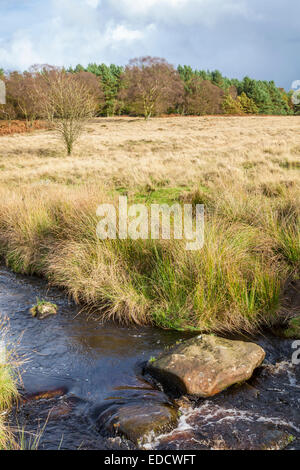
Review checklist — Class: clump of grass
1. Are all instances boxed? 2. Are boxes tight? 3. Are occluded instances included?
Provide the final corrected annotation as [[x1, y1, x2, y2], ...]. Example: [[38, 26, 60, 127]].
[[0, 364, 18, 412], [0, 179, 298, 333], [0, 321, 19, 450]]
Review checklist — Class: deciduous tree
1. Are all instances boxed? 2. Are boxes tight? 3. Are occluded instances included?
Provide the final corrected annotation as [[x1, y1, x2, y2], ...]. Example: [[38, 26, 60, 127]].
[[185, 78, 225, 115], [37, 68, 98, 155], [120, 57, 184, 119]]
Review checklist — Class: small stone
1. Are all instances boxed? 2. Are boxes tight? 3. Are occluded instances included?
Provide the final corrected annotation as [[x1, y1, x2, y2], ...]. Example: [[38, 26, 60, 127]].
[[30, 300, 58, 319]]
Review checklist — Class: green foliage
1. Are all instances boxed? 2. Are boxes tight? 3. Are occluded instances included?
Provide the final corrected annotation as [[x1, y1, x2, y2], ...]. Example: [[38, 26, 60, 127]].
[[222, 94, 243, 115], [90, 64, 123, 116], [282, 317, 300, 339], [178, 66, 293, 116], [238, 92, 259, 114], [68, 63, 123, 116], [0, 60, 296, 120]]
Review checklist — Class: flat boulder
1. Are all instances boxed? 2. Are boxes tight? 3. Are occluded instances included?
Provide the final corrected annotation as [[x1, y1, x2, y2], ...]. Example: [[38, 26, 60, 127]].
[[146, 335, 265, 398]]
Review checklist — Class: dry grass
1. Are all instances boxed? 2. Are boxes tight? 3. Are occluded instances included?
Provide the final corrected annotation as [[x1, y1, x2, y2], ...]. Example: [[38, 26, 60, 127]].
[[0, 116, 299, 332], [0, 115, 299, 188]]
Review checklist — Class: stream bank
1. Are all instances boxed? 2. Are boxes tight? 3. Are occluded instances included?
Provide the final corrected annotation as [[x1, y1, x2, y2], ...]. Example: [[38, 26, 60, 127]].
[[0, 267, 299, 450]]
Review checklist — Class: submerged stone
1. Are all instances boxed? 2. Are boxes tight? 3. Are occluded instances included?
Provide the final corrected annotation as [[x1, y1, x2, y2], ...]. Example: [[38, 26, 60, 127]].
[[96, 399, 178, 444], [156, 403, 295, 451], [22, 386, 68, 402], [30, 300, 58, 319], [146, 335, 265, 398]]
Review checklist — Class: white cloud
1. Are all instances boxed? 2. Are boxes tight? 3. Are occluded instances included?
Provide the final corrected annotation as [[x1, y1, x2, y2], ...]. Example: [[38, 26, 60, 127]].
[[107, 25, 144, 42], [0, 0, 253, 72], [0, 0, 299, 88], [86, 0, 101, 7], [0, 34, 43, 70], [108, 0, 250, 26], [0, 0, 150, 70]]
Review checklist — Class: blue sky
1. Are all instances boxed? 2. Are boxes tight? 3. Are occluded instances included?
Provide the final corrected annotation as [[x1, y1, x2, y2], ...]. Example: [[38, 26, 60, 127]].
[[0, 0, 299, 89]]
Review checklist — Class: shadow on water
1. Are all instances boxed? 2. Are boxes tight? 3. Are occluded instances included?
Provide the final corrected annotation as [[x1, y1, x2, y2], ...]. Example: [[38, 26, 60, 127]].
[[0, 266, 299, 450]]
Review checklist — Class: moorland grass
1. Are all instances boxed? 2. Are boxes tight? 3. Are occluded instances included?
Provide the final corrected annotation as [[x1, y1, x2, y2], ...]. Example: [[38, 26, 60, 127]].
[[0, 116, 299, 333]]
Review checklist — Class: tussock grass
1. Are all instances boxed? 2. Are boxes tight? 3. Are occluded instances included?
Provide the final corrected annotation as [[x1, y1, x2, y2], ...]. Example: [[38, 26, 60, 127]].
[[0, 322, 19, 450], [0, 116, 299, 333]]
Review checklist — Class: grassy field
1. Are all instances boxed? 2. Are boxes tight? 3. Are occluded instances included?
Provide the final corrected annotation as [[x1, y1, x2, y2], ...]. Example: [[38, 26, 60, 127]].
[[0, 116, 299, 332]]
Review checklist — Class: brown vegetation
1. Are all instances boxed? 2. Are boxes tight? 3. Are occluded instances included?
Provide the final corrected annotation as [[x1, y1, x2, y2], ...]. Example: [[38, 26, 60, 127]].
[[0, 120, 47, 136], [120, 57, 184, 119]]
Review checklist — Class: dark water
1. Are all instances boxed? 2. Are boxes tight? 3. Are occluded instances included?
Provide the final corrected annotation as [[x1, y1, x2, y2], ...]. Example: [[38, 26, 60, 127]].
[[0, 267, 299, 450]]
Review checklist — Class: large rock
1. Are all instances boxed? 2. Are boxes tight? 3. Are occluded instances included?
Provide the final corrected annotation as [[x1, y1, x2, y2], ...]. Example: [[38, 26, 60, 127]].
[[146, 335, 265, 398]]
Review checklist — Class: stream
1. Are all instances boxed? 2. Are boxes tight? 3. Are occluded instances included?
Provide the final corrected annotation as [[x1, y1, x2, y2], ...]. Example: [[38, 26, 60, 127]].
[[0, 266, 299, 450]]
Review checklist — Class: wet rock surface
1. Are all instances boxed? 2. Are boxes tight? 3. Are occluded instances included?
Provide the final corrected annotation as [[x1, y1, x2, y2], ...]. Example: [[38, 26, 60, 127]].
[[95, 391, 178, 444], [146, 335, 266, 398], [21, 386, 68, 403], [150, 338, 300, 450]]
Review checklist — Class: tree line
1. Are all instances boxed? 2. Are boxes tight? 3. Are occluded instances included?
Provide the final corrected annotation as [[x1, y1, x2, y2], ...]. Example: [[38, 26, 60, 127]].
[[0, 57, 298, 124]]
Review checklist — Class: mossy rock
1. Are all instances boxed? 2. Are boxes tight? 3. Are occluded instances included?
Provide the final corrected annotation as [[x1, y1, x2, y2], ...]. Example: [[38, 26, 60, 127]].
[[30, 301, 58, 319], [282, 317, 300, 339]]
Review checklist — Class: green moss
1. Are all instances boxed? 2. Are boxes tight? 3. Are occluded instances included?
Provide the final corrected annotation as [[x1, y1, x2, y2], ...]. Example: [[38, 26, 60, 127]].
[[282, 317, 300, 339], [30, 298, 58, 319], [133, 186, 189, 205]]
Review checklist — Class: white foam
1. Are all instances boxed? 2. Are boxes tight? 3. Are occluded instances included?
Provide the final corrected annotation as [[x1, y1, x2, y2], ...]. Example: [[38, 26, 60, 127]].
[[143, 401, 300, 449]]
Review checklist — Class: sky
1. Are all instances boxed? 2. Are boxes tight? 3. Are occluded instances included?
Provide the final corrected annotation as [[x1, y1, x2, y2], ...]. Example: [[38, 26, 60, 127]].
[[0, 0, 299, 90]]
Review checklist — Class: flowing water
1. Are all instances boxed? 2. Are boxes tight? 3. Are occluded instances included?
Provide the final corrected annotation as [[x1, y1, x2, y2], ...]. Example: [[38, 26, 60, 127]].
[[0, 267, 299, 450]]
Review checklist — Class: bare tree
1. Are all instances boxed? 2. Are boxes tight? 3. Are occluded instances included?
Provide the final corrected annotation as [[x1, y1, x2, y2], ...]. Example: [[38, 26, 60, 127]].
[[120, 57, 184, 119], [37, 68, 98, 155]]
